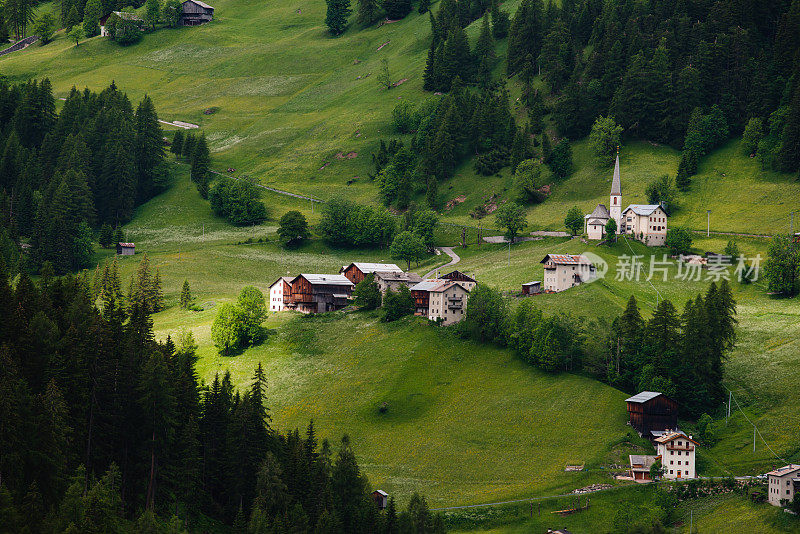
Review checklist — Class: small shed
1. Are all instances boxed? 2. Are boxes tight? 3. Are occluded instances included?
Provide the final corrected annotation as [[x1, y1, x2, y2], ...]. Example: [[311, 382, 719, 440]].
[[522, 281, 541, 295], [117, 242, 135, 255], [371, 490, 388, 509], [180, 0, 214, 25]]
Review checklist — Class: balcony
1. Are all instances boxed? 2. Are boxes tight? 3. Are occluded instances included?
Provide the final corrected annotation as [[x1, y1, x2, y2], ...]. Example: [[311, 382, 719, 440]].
[[665, 444, 694, 452]]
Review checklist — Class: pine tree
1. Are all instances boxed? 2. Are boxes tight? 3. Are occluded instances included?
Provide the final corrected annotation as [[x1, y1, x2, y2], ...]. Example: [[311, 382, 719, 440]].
[[382, 0, 412, 20], [180, 280, 192, 309], [135, 95, 165, 202], [356, 0, 381, 26], [418, 0, 430, 14], [325, 0, 352, 35], [170, 130, 184, 157], [99, 223, 113, 248], [778, 85, 800, 172], [181, 132, 196, 160], [491, 0, 509, 39], [150, 268, 164, 312], [112, 226, 124, 245], [190, 134, 211, 198], [474, 12, 495, 85]]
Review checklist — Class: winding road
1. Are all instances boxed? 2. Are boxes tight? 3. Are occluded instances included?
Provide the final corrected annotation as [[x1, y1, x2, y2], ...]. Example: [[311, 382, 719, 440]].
[[424, 247, 460, 278]]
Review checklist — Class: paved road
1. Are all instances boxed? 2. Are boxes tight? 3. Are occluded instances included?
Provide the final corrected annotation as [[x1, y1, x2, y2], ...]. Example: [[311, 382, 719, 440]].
[[424, 247, 460, 278], [482, 235, 544, 244]]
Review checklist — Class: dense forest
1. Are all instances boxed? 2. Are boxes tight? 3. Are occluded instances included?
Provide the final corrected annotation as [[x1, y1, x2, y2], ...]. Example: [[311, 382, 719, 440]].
[[0, 264, 446, 533], [460, 280, 738, 418], [0, 79, 168, 274], [370, 0, 800, 209]]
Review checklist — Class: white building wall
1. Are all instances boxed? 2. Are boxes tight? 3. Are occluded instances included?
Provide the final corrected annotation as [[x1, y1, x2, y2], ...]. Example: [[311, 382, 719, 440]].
[[657, 438, 696, 479], [269, 283, 285, 311]]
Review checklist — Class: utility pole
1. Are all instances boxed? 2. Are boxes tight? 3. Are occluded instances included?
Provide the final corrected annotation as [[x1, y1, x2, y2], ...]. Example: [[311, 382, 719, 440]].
[[791, 211, 794, 235], [726, 391, 731, 424], [754, 426, 757, 453], [508, 240, 511, 267], [707, 210, 711, 237]]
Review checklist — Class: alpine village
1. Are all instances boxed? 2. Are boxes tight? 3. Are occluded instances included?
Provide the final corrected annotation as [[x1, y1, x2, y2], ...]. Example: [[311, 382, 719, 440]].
[[1, 0, 800, 532]]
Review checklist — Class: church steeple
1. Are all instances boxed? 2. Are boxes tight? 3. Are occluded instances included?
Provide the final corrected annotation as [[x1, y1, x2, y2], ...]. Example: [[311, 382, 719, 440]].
[[609, 148, 622, 229]]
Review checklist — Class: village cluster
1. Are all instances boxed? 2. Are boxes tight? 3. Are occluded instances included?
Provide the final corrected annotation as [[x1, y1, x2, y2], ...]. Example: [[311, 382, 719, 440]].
[[269, 263, 477, 326]]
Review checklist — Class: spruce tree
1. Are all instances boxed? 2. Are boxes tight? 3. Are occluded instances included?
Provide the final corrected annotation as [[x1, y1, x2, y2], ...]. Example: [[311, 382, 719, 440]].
[[325, 0, 352, 35], [135, 95, 165, 202], [190, 134, 211, 199], [418, 0, 429, 14], [356, 0, 381, 26], [778, 85, 800, 172], [474, 12, 495, 85], [171, 130, 184, 157], [181, 132, 196, 160], [180, 280, 192, 309], [491, 0, 509, 39], [99, 223, 113, 248], [82, 0, 101, 37], [150, 268, 164, 312]]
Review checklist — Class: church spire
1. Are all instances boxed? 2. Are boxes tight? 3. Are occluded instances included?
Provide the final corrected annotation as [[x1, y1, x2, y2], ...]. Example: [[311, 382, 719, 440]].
[[610, 149, 621, 196]]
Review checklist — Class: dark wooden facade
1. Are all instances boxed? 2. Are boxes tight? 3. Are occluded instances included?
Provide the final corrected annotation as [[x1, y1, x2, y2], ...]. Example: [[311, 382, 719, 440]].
[[342, 264, 366, 285], [411, 289, 429, 315], [442, 270, 476, 284], [288, 275, 352, 314], [626, 393, 678, 438], [180, 0, 214, 25]]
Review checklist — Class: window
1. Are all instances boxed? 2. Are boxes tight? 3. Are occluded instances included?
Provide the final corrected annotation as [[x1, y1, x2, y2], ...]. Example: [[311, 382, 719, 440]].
[[670, 470, 673, 474]]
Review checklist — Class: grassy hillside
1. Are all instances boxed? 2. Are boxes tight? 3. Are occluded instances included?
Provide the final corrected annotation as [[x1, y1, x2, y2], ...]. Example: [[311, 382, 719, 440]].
[[3, 0, 799, 235]]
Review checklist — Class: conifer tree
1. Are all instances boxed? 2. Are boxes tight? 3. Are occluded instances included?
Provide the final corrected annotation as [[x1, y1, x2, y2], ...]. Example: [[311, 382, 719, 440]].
[[356, 0, 382, 26], [171, 130, 184, 157], [490, 0, 509, 39], [134, 95, 166, 202], [82, 0, 101, 37], [474, 12, 495, 85], [180, 280, 192, 309], [99, 223, 113, 248], [190, 134, 211, 199], [418, 0, 429, 14], [150, 268, 164, 312], [778, 85, 800, 172], [181, 133, 196, 160], [325, 0, 352, 35]]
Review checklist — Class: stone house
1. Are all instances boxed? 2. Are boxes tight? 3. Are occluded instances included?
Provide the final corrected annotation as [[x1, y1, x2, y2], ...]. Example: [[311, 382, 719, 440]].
[[540, 254, 596, 292]]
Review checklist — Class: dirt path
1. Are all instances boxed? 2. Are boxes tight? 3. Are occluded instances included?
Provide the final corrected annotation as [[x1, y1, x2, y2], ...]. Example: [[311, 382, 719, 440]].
[[482, 236, 544, 244], [424, 247, 459, 278]]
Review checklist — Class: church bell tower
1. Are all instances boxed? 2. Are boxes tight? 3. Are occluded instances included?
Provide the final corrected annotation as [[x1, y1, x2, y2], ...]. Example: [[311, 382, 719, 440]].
[[609, 150, 622, 230]]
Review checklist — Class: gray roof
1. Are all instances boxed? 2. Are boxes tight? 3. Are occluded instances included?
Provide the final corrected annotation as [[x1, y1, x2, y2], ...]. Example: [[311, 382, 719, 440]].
[[112, 10, 143, 20], [344, 262, 403, 274], [629, 454, 658, 471], [623, 204, 664, 216], [298, 274, 354, 286], [522, 281, 541, 286], [410, 279, 444, 291], [374, 271, 423, 283], [184, 0, 214, 8], [269, 276, 293, 288], [611, 154, 621, 196], [625, 391, 663, 403], [585, 203, 610, 220], [587, 218, 607, 226]]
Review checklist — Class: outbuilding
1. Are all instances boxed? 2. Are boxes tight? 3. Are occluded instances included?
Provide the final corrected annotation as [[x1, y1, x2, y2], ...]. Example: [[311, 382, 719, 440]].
[[340, 262, 403, 285], [116, 242, 135, 255], [180, 0, 214, 25], [287, 274, 354, 314], [371, 490, 388, 509], [522, 281, 541, 295], [625, 391, 678, 439]]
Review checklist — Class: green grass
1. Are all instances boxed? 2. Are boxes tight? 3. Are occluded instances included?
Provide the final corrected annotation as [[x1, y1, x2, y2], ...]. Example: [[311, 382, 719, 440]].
[[4, 0, 798, 236], [675, 494, 800, 534]]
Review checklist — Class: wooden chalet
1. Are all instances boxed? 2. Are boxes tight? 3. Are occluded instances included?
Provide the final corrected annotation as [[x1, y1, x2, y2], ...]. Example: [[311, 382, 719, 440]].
[[625, 391, 678, 439], [340, 262, 403, 285], [410, 279, 438, 316], [287, 274, 353, 314], [440, 270, 477, 289], [180, 0, 214, 25], [116, 242, 135, 255]]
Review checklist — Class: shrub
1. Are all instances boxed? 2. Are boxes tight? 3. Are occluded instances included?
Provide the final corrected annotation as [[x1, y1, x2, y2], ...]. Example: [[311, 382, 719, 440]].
[[353, 273, 382, 310], [665, 227, 693, 255], [209, 177, 268, 226], [382, 286, 414, 322], [278, 210, 310, 246]]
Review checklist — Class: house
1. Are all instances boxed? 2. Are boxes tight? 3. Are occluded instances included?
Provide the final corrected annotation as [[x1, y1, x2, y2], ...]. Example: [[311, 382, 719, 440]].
[[629, 454, 659, 482], [767, 464, 800, 507], [540, 254, 596, 293], [410, 279, 471, 325], [100, 11, 143, 36], [440, 270, 477, 290], [180, 0, 214, 25], [371, 490, 388, 510], [522, 281, 541, 295], [116, 242, 135, 255], [268, 276, 293, 312], [621, 204, 669, 247], [341, 262, 403, 285], [584, 153, 668, 246], [373, 271, 423, 294], [286, 274, 354, 314], [625, 391, 678, 439], [655, 431, 697, 480]]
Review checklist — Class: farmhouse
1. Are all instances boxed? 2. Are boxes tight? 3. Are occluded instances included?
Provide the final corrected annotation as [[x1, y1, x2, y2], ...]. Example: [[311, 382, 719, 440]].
[[629, 454, 659, 482], [440, 270, 477, 290], [373, 271, 423, 294], [116, 242, 135, 255], [341, 262, 403, 285], [584, 153, 668, 246], [656, 431, 697, 479], [767, 464, 800, 507], [268, 276, 293, 312], [286, 274, 353, 314], [410, 279, 471, 325], [180, 0, 214, 25], [625, 391, 678, 439], [540, 254, 596, 293]]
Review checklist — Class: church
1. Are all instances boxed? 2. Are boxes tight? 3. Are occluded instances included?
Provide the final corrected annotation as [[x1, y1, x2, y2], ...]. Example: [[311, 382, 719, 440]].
[[584, 153, 668, 247]]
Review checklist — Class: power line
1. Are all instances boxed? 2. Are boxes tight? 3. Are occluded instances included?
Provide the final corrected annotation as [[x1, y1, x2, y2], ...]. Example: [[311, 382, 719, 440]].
[[724, 387, 786, 463]]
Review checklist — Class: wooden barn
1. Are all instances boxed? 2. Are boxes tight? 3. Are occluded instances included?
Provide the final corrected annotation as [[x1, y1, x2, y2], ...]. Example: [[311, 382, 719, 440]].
[[522, 281, 541, 295], [180, 0, 214, 25], [116, 242, 135, 255], [340, 262, 403, 285], [371, 490, 388, 510], [286, 274, 353, 314], [440, 270, 477, 290], [625, 391, 678, 439]]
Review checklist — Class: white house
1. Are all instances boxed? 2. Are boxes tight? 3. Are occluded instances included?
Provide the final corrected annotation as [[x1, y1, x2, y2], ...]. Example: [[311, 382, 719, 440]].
[[655, 431, 697, 480], [767, 464, 800, 507], [584, 153, 668, 246], [540, 254, 596, 293], [268, 276, 293, 312], [410, 279, 471, 326]]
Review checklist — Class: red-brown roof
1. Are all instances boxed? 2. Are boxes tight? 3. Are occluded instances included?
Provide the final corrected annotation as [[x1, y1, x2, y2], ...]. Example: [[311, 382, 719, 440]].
[[540, 254, 587, 265]]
